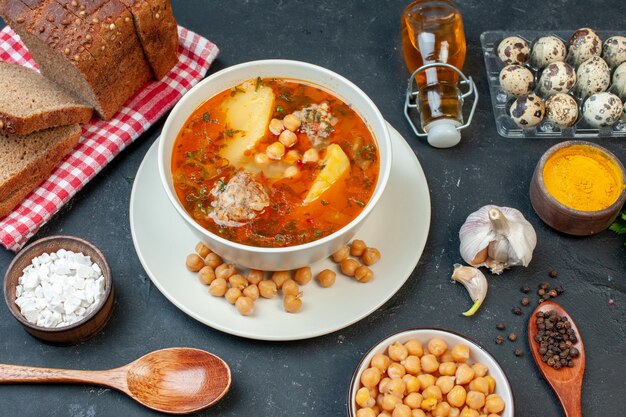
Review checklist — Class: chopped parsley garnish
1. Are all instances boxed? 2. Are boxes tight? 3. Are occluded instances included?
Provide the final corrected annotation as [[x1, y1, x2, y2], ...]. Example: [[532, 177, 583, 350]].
[[202, 112, 210, 122], [314, 229, 323, 237], [320, 200, 329, 206], [255, 77, 265, 91], [355, 199, 365, 207], [216, 178, 227, 192], [224, 129, 242, 137], [276, 104, 285, 113], [279, 92, 293, 102], [230, 87, 245, 96]]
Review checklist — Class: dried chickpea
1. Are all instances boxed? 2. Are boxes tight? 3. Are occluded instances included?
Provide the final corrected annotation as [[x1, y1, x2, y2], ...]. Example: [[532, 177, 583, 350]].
[[469, 377, 489, 395], [215, 263, 236, 280], [386, 377, 406, 397], [447, 385, 467, 408], [371, 353, 391, 372], [362, 247, 381, 266], [389, 341, 409, 362], [404, 392, 423, 409], [412, 410, 427, 417], [340, 258, 360, 276], [255, 152, 270, 165], [404, 340, 423, 357], [465, 391, 485, 410], [422, 385, 443, 401], [185, 254, 204, 272], [376, 393, 385, 409], [484, 376, 496, 394], [283, 113, 302, 131], [420, 397, 437, 411], [195, 241, 211, 257], [439, 362, 457, 376], [246, 269, 264, 285], [271, 271, 290, 288], [433, 401, 451, 417], [294, 267, 312, 285], [302, 148, 319, 163], [269, 118, 284, 135], [471, 363, 488, 378], [355, 265, 374, 283], [378, 410, 390, 417], [484, 394, 505, 413], [278, 130, 297, 148], [228, 274, 248, 290], [284, 149, 301, 164], [208, 278, 227, 297], [455, 364, 475, 385], [402, 374, 420, 394], [332, 245, 350, 263], [243, 284, 259, 300], [361, 367, 382, 388], [356, 408, 376, 417], [204, 252, 223, 269], [392, 404, 412, 417], [436, 376, 456, 395], [351, 239, 367, 257], [235, 296, 254, 316], [378, 377, 391, 394], [258, 280, 278, 298], [487, 414, 500, 417], [420, 354, 439, 373], [448, 408, 461, 417], [416, 373, 435, 389], [440, 351, 455, 363], [459, 408, 479, 417], [224, 287, 242, 304], [402, 355, 421, 375], [451, 344, 470, 363], [317, 269, 336, 287], [381, 394, 402, 412], [282, 279, 299, 296], [428, 338, 448, 357], [197, 266, 215, 285], [283, 292, 303, 313], [387, 363, 406, 379]]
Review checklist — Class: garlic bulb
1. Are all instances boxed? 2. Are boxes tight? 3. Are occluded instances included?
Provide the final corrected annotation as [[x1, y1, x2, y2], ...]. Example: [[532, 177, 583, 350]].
[[459, 205, 537, 274], [452, 264, 488, 316]]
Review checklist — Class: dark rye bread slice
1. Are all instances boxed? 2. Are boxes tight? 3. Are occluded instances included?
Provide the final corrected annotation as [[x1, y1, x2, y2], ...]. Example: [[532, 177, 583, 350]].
[[0, 62, 93, 135], [0, 124, 81, 218]]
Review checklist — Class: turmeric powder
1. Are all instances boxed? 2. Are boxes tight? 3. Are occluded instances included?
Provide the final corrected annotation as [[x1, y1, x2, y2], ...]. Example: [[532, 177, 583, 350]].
[[543, 145, 624, 212]]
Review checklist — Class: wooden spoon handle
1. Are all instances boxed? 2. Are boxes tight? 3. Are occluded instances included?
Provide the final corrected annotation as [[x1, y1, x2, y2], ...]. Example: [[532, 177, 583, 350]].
[[0, 364, 123, 388], [560, 388, 583, 417]]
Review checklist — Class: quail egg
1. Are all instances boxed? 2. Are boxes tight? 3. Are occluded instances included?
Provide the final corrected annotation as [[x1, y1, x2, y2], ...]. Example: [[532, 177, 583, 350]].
[[602, 36, 626, 69], [575, 56, 610, 98], [530, 36, 567, 68], [545, 93, 579, 128], [499, 65, 534, 96], [582, 92, 623, 127], [613, 63, 626, 100], [497, 36, 530, 65], [566, 28, 601, 68], [538, 62, 576, 97], [510, 93, 545, 128]]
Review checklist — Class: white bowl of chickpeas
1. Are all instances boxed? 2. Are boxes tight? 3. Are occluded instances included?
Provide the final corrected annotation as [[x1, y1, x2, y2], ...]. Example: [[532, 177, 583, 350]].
[[349, 328, 514, 417]]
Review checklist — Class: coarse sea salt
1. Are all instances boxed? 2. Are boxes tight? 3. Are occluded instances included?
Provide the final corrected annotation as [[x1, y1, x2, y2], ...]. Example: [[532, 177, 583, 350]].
[[15, 250, 106, 328]]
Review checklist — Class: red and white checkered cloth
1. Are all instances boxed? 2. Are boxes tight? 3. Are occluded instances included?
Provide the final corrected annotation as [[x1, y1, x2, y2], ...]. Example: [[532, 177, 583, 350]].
[[0, 26, 219, 252]]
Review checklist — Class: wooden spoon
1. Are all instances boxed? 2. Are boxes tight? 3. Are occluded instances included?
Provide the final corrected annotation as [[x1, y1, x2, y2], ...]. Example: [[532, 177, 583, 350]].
[[0, 347, 231, 415], [528, 301, 585, 417]]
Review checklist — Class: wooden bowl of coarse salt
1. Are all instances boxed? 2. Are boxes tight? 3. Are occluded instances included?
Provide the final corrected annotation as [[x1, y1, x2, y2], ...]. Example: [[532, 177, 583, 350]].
[[530, 140, 626, 236], [3, 235, 114, 345]]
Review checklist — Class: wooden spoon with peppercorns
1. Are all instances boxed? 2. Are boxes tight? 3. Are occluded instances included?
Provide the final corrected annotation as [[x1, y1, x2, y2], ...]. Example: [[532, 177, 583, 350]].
[[528, 301, 585, 417]]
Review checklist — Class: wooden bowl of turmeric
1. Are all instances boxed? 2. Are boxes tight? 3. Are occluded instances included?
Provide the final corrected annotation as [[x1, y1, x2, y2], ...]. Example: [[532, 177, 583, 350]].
[[530, 140, 626, 236]]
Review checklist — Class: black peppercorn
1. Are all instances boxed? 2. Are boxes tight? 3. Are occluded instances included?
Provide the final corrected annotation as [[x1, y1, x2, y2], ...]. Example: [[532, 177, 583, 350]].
[[496, 322, 506, 331], [514, 348, 524, 357], [549, 270, 558, 278], [548, 289, 558, 298], [521, 297, 530, 306], [538, 288, 546, 296], [508, 332, 517, 342], [533, 310, 580, 370], [495, 336, 505, 345], [512, 307, 523, 316], [521, 285, 531, 294]]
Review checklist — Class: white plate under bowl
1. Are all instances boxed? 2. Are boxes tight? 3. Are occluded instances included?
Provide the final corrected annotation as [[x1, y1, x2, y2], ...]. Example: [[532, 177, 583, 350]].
[[348, 328, 515, 417], [129, 123, 430, 341]]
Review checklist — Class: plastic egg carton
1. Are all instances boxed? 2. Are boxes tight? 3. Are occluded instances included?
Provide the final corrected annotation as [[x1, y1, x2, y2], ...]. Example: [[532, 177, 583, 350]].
[[481, 30, 626, 138]]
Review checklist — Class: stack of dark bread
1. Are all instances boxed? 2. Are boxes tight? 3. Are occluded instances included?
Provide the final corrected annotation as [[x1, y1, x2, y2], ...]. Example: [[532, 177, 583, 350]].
[[0, 0, 178, 217]]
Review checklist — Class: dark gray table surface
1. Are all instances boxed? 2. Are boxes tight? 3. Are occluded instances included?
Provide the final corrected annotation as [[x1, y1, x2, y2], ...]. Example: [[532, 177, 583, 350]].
[[1, 1, 625, 416]]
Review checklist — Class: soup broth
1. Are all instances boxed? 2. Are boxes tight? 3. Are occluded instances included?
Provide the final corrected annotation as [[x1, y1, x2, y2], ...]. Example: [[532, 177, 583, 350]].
[[172, 77, 379, 247]]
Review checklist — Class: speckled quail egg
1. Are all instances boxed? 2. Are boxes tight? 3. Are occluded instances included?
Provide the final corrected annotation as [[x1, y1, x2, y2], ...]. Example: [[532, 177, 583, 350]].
[[497, 36, 530, 65], [575, 56, 610, 98], [612, 62, 626, 100], [530, 36, 567, 68], [499, 65, 534, 96], [510, 93, 545, 128], [538, 62, 576, 97], [566, 28, 601, 68], [545, 93, 579, 128], [582, 92, 623, 127], [602, 36, 626, 69]]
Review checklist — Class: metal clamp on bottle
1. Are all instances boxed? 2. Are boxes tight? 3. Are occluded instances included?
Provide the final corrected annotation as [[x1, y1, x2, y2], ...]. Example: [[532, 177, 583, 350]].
[[404, 63, 478, 148]]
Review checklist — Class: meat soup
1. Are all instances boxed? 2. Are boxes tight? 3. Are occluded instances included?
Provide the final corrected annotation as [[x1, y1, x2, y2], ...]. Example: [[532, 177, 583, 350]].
[[172, 78, 379, 248]]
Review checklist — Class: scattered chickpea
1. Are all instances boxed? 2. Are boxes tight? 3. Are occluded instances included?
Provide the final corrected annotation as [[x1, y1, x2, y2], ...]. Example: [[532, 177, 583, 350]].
[[317, 269, 336, 288], [412, 410, 427, 417], [446, 385, 467, 408], [243, 284, 259, 300], [484, 394, 505, 413], [283, 292, 302, 313], [381, 394, 402, 412], [254, 152, 270, 165], [404, 392, 423, 409], [271, 271, 290, 288], [269, 118, 284, 135], [355, 265, 374, 283], [204, 252, 223, 269], [283, 113, 301, 131], [416, 373, 435, 389], [451, 343, 470, 363], [279, 130, 297, 148], [356, 408, 376, 417], [332, 245, 350, 263], [402, 355, 421, 375], [439, 361, 457, 376], [455, 364, 475, 385], [195, 241, 211, 258], [422, 385, 443, 401], [392, 404, 412, 417], [258, 280, 278, 298], [432, 401, 451, 417], [208, 278, 227, 297], [371, 353, 391, 372], [404, 339, 423, 357], [302, 148, 319, 163], [420, 397, 437, 411], [350, 239, 367, 257], [361, 247, 381, 266], [470, 362, 488, 378], [215, 263, 236, 280], [469, 377, 489, 395], [448, 407, 461, 417], [361, 367, 382, 388], [420, 354, 439, 373], [459, 408, 479, 417], [386, 377, 405, 397], [266, 141, 285, 160], [436, 376, 456, 395], [389, 341, 409, 362], [185, 254, 204, 272], [465, 391, 485, 410], [294, 267, 312, 285], [402, 374, 420, 394], [282, 279, 300, 296], [246, 269, 264, 285], [387, 362, 406, 379], [197, 266, 216, 285], [356, 387, 375, 408], [378, 377, 391, 394], [484, 375, 496, 394], [224, 287, 242, 304], [440, 351, 455, 363], [235, 296, 254, 316], [228, 274, 248, 289], [428, 338, 448, 357], [340, 258, 360, 276]]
